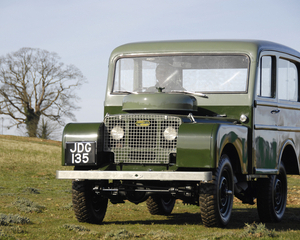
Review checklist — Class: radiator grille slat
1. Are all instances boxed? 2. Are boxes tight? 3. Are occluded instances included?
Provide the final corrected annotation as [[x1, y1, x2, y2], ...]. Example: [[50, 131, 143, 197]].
[[104, 114, 182, 164]]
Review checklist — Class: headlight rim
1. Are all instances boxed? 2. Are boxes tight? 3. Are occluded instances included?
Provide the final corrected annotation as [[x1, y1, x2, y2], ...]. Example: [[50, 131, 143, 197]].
[[111, 125, 124, 140], [163, 126, 177, 141]]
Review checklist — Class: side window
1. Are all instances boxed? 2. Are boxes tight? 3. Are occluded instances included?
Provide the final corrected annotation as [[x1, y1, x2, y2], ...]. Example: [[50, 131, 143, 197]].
[[278, 58, 298, 101], [258, 56, 275, 98]]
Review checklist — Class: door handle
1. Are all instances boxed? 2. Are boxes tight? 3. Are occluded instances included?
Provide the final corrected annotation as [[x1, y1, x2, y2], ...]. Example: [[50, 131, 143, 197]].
[[271, 109, 280, 114]]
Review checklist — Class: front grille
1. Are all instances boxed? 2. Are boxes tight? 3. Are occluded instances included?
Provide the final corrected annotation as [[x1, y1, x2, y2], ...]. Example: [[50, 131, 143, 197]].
[[104, 114, 182, 164], [128, 120, 157, 148]]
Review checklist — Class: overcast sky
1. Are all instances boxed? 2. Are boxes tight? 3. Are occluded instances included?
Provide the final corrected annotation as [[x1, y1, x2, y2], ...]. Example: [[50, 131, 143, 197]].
[[1, 0, 300, 137]]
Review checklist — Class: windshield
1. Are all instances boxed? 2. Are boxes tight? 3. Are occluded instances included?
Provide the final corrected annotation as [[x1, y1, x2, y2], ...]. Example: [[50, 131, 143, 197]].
[[113, 55, 249, 94]]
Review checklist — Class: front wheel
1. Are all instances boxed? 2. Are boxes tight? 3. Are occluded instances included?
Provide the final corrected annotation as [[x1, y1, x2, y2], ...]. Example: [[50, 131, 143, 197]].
[[72, 180, 108, 224], [146, 195, 176, 215], [257, 162, 287, 222], [200, 154, 234, 227]]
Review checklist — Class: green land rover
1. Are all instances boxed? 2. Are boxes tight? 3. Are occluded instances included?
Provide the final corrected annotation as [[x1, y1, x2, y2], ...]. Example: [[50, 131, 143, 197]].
[[57, 40, 300, 227]]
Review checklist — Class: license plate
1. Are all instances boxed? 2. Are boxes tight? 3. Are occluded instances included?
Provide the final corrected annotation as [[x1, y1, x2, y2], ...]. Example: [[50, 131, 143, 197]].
[[65, 142, 96, 165]]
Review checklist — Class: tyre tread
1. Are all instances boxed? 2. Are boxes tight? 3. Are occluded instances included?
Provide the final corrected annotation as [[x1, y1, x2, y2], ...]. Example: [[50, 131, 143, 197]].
[[146, 196, 175, 215], [200, 155, 233, 227], [257, 162, 287, 223], [200, 178, 218, 227], [72, 180, 90, 222], [72, 180, 107, 224]]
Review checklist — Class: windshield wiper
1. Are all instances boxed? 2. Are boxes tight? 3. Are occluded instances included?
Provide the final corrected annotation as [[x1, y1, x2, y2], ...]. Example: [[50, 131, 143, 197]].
[[171, 90, 208, 98], [114, 90, 138, 94]]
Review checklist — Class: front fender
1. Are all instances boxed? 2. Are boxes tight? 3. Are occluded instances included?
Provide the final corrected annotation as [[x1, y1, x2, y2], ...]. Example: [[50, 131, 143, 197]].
[[176, 123, 248, 172], [177, 123, 218, 168], [61, 122, 104, 166]]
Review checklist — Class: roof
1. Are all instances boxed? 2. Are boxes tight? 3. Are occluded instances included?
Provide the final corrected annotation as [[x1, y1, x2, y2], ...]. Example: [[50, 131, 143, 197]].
[[110, 40, 300, 61]]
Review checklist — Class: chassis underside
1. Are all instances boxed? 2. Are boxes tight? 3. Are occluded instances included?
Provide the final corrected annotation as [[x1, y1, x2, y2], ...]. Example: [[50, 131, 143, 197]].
[[91, 180, 200, 205]]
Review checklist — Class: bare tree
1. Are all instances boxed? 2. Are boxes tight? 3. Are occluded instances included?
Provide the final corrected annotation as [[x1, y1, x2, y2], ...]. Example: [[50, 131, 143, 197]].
[[37, 117, 62, 140], [0, 47, 86, 137]]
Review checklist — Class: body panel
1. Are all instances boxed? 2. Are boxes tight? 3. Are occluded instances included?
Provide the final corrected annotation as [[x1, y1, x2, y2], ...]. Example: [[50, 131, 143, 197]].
[[122, 93, 197, 112], [176, 123, 217, 168], [217, 125, 248, 174], [253, 51, 300, 173], [61, 122, 103, 166]]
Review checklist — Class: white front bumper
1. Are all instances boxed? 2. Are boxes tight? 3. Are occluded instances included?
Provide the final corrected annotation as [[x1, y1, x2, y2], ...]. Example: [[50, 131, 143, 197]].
[[56, 170, 212, 181]]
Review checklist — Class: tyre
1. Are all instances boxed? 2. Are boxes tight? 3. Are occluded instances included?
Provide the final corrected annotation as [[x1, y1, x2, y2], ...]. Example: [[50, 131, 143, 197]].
[[200, 154, 234, 227], [257, 162, 287, 222], [146, 195, 176, 215], [72, 180, 108, 224]]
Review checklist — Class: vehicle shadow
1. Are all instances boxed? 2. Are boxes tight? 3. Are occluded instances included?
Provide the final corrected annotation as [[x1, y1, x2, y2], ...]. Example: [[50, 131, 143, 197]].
[[105, 212, 202, 226], [104, 207, 300, 230], [219, 206, 300, 230]]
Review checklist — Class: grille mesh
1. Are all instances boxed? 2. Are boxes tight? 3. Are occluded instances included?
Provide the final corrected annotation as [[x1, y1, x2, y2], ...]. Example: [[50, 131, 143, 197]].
[[104, 114, 182, 164]]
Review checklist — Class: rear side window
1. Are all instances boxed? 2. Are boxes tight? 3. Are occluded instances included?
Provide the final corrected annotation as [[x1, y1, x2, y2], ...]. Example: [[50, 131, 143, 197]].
[[278, 58, 298, 101], [258, 56, 276, 98]]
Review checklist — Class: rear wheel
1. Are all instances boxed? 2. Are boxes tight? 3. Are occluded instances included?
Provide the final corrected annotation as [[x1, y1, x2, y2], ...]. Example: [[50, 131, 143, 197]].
[[200, 154, 234, 227], [146, 195, 175, 215], [257, 162, 287, 222], [72, 180, 108, 224]]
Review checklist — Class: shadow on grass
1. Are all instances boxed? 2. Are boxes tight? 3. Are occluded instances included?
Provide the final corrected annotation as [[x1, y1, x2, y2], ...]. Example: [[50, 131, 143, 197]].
[[104, 212, 202, 226], [103, 207, 300, 230], [230, 207, 300, 231]]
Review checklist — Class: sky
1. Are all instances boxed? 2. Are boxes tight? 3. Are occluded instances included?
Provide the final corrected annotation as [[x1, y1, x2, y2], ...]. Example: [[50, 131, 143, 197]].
[[0, 0, 300, 138]]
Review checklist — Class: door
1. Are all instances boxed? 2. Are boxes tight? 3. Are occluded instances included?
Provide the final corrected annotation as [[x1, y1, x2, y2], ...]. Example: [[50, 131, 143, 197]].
[[254, 55, 278, 170]]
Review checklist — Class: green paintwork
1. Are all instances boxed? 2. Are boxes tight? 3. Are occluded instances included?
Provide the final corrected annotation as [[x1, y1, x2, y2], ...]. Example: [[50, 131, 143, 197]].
[[177, 123, 217, 168], [104, 106, 123, 116], [117, 164, 175, 171], [105, 105, 252, 127], [255, 135, 277, 169], [122, 93, 197, 112], [109, 40, 299, 60], [216, 125, 248, 174], [61, 122, 103, 166], [197, 106, 252, 126], [176, 122, 248, 172]]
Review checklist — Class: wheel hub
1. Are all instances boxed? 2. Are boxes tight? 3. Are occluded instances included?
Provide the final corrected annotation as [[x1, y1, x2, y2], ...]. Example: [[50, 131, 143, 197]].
[[274, 178, 283, 213], [219, 175, 232, 215]]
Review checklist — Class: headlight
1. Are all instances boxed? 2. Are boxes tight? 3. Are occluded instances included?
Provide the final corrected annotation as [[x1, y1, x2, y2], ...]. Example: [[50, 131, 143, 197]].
[[163, 127, 177, 141], [111, 126, 124, 140]]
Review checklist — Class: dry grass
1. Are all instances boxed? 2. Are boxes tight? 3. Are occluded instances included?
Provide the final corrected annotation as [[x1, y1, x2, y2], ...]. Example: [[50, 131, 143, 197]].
[[12, 197, 46, 213]]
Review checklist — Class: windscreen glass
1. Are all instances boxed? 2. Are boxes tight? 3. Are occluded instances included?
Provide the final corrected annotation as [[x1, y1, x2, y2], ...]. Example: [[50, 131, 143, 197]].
[[113, 55, 249, 93]]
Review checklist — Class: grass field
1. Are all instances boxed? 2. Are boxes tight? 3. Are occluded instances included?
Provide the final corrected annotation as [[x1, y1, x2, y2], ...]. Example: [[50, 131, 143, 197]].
[[1, 134, 300, 239]]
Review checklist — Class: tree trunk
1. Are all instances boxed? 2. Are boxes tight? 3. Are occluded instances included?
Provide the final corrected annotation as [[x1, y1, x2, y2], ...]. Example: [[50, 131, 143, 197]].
[[40, 118, 49, 139], [25, 109, 41, 137]]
